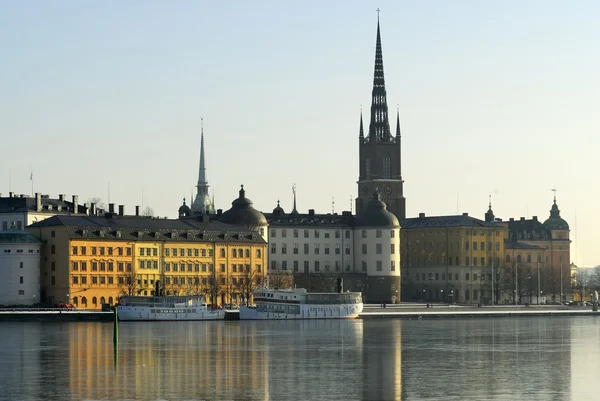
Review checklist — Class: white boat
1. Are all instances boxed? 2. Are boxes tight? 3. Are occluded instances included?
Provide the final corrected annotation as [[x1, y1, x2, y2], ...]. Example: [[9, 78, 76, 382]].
[[117, 295, 225, 321], [239, 288, 363, 320]]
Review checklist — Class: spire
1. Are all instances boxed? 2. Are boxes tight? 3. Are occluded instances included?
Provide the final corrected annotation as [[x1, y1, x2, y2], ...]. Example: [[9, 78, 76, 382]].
[[359, 109, 364, 138], [191, 118, 215, 214], [395, 107, 401, 137], [550, 186, 561, 218], [367, 12, 392, 143], [198, 118, 207, 187]]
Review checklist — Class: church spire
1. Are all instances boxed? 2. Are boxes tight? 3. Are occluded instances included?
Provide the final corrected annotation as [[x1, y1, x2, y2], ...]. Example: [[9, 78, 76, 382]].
[[367, 13, 392, 143], [359, 109, 364, 138], [191, 118, 215, 214], [485, 193, 495, 222], [395, 107, 401, 137], [291, 183, 298, 215]]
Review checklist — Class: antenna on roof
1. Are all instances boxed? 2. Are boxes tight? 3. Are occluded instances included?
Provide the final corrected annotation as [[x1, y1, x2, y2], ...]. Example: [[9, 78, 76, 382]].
[[108, 183, 111, 204], [332, 197, 335, 214], [349, 195, 353, 214]]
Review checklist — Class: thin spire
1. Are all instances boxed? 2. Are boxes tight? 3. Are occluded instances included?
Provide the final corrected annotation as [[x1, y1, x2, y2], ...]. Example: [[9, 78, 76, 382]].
[[367, 13, 392, 142], [395, 107, 401, 137], [359, 109, 364, 137], [552, 185, 557, 204], [488, 193, 492, 209], [198, 118, 207, 186]]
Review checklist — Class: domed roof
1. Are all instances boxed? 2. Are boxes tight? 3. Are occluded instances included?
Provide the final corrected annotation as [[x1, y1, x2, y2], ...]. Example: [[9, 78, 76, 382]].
[[543, 200, 569, 230], [272, 200, 285, 216], [355, 190, 399, 227], [178, 198, 191, 217], [219, 185, 268, 226]]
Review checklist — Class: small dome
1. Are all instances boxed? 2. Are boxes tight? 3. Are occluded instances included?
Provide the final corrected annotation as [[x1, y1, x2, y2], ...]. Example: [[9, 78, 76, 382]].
[[355, 189, 399, 227], [178, 198, 191, 217], [543, 200, 569, 230], [219, 185, 268, 226], [272, 200, 285, 216]]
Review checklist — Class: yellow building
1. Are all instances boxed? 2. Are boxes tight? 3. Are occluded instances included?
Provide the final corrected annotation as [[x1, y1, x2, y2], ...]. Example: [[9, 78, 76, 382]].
[[400, 212, 507, 305], [27, 213, 267, 309]]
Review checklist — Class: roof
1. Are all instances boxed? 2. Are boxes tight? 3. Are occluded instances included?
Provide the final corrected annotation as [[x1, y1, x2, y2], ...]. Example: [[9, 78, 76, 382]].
[[504, 217, 551, 241], [27, 215, 266, 244], [265, 212, 353, 227], [0, 229, 42, 244], [504, 241, 546, 250], [400, 214, 501, 229], [0, 195, 88, 215], [355, 191, 399, 227], [218, 186, 267, 226]]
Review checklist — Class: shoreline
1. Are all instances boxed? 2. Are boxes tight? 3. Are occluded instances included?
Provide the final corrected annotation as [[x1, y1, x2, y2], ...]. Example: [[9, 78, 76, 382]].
[[1, 304, 598, 322]]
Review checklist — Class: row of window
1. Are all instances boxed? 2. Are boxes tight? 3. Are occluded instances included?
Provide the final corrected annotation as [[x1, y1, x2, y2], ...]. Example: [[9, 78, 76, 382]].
[[2, 249, 37, 253], [270, 243, 353, 255], [71, 296, 114, 307], [72, 246, 132, 256], [409, 272, 493, 282], [269, 260, 396, 273], [465, 242, 501, 251], [1, 221, 23, 230], [270, 229, 396, 239], [163, 263, 259, 273], [406, 257, 501, 267], [72, 261, 133, 272], [506, 254, 562, 264], [409, 241, 501, 252], [162, 276, 252, 286]]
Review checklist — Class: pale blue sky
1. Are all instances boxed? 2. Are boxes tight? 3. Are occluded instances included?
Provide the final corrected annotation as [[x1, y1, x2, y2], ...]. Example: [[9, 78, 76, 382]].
[[1, 1, 599, 265]]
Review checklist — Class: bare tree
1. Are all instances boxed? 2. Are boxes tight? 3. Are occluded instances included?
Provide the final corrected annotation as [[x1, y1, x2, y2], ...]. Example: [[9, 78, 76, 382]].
[[236, 267, 263, 306], [142, 206, 154, 217], [87, 197, 106, 210], [268, 271, 294, 289], [573, 268, 593, 301], [119, 269, 139, 296]]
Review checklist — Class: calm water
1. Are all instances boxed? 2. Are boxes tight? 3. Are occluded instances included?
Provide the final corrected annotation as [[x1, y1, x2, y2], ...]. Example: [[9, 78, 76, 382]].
[[0, 317, 598, 401]]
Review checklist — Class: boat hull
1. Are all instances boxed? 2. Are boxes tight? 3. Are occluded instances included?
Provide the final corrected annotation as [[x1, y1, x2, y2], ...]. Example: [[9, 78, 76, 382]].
[[117, 306, 225, 321], [239, 303, 363, 320]]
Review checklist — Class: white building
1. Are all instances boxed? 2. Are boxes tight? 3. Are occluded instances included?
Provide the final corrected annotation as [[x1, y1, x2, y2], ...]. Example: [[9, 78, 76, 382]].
[[0, 192, 88, 231], [264, 190, 401, 303], [0, 229, 41, 306]]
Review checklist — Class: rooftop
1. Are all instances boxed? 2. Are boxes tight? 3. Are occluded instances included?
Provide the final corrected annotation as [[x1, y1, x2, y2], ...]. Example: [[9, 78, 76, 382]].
[[400, 213, 502, 229]]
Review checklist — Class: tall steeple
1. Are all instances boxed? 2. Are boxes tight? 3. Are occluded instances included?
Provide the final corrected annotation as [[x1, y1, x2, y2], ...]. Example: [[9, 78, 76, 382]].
[[367, 14, 393, 143], [356, 12, 406, 221], [191, 118, 215, 214], [485, 194, 495, 223], [291, 183, 298, 215]]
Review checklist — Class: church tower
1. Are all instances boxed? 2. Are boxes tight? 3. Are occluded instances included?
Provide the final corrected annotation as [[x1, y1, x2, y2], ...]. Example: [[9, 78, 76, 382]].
[[191, 119, 215, 214], [356, 16, 406, 220]]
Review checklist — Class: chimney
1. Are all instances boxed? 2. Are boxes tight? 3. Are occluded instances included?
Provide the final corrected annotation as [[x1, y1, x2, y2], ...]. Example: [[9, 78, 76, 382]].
[[90, 202, 97, 216], [202, 214, 210, 223], [9, 191, 14, 198], [35, 192, 42, 212], [217, 209, 223, 217], [108, 203, 115, 213], [532, 216, 538, 221], [520, 217, 525, 221], [509, 218, 514, 222], [135, 206, 140, 216], [419, 213, 425, 218], [72, 195, 78, 214], [462, 212, 468, 216], [309, 209, 315, 216], [59, 194, 65, 202], [118, 205, 124, 216]]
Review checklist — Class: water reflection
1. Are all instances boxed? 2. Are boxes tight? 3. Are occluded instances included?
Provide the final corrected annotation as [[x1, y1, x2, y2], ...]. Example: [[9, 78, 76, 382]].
[[0, 317, 599, 400]]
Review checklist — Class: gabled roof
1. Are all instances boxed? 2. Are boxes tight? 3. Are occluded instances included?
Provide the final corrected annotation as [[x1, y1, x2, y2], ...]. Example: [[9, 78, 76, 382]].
[[28, 215, 266, 244], [504, 241, 545, 250], [400, 214, 501, 229]]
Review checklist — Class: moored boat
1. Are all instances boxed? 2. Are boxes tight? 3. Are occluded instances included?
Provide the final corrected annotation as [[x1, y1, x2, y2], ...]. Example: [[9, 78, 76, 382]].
[[239, 288, 363, 320], [117, 295, 225, 321]]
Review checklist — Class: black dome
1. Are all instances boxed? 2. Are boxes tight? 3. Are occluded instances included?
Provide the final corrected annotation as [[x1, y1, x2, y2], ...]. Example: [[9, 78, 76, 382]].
[[543, 200, 569, 230], [219, 185, 268, 226], [355, 190, 399, 227], [272, 200, 285, 216], [178, 198, 191, 217]]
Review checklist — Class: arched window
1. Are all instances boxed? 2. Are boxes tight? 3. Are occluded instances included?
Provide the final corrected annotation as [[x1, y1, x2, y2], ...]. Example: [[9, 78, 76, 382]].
[[465, 289, 470, 301], [232, 249, 237, 258], [100, 296, 106, 305], [238, 249, 243, 258], [365, 157, 371, 178], [517, 255, 522, 263], [92, 297, 97, 306], [382, 153, 391, 179], [73, 297, 78, 305], [256, 249, 262, 258], [220, 248, 225, 257], [245, 249, 250, 258], [82, 297, 87, 307], [108, 297, 113, 305]]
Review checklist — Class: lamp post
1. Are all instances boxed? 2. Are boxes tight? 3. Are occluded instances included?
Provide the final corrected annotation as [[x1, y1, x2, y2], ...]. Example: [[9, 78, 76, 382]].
[[429, 275, 433, 302], [441, 289, 444, 304], [422, 289, 425, 302], [537, 262, 541, 305], [515, 261, 518, 306], [560, 261, 563, 303]]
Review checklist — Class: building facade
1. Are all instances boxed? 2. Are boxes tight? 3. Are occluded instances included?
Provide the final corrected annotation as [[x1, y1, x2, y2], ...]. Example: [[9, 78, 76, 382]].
[[400, 213, 506, 305], [0, 229, 41, 305], [27, 213, 267, 310]]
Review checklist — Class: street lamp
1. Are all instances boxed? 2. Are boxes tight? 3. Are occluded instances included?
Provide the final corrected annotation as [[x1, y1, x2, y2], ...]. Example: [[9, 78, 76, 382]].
[[422, 289, 425, 302], [441, 289, 444, 304]]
